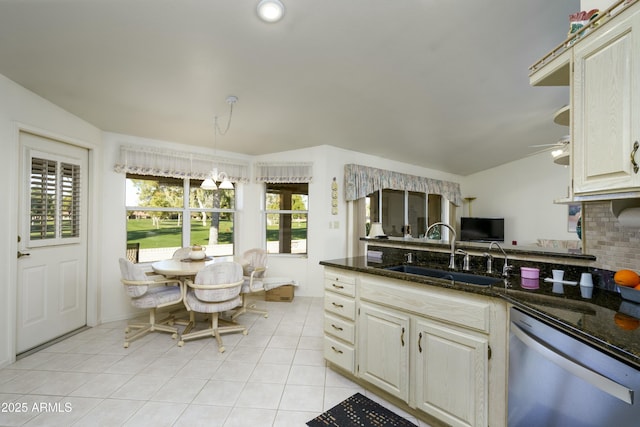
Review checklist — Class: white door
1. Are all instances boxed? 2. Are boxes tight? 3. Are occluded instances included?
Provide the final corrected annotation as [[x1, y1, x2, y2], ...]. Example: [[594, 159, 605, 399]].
[[16, 132, 88, 354]]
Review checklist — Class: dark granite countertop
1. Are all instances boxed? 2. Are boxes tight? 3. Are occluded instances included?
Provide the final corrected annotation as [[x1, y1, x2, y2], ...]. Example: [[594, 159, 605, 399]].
[[320, 256, 640, 369], [361, 237, 596, 261]]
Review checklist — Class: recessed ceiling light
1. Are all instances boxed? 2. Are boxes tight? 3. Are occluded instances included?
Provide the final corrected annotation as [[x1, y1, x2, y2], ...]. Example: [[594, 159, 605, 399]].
[[257, 0, 285, 23]]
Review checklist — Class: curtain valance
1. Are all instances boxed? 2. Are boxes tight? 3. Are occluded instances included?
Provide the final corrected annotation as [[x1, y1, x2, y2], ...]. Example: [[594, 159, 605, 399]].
[[344, 164, 462, 206], [255, 162, 313, 183], [113, 145, 250, 183]]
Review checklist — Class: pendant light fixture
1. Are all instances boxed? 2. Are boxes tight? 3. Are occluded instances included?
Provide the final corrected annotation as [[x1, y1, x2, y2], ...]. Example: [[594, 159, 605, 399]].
[[201, 96, 238, 190], [257, 0, 285, 23]]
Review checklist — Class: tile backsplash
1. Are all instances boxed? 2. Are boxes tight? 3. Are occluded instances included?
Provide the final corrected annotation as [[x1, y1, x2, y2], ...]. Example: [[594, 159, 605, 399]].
[[584, 201, 640, 272]]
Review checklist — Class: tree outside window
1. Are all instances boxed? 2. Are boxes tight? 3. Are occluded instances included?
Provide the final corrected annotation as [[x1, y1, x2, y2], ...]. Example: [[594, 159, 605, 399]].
[[126, 174, 235, 262]]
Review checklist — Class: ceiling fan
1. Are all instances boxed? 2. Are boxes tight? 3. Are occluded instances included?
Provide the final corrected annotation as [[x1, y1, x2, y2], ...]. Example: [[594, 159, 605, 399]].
[[529, 135, 570, 165]]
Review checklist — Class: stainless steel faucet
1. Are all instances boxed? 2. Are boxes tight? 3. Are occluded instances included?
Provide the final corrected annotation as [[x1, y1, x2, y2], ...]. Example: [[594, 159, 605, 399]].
[[483, 252, 494, 274], [425, 222, 457, 269], [404, 252, 414, 264], [488, 241, 511, 277], [456, 249, 470, 271]]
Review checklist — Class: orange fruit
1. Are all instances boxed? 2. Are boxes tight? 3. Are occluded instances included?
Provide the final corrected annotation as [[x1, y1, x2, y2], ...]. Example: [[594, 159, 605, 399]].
[[614, 269, 640, 287], [614, 312, 640, 331], [635, 284, 640, 291]]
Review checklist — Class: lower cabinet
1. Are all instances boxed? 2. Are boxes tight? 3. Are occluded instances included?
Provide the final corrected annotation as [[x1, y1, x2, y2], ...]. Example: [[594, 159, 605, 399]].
[[323, 268, 357, 373], [414, 318, 488, 427], [358, 302, 410, 401], [323, 268, 507, 427]]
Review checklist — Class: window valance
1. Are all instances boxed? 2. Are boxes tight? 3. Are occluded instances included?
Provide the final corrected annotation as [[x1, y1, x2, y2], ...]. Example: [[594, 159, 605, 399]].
[[255, 162, 313, 183], [344, 164, 462, 206], [113, 145, 250, 183]]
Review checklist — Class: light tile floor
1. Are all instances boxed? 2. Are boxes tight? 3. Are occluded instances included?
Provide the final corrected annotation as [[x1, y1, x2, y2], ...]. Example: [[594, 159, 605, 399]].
[[0, 296, 431, 426]]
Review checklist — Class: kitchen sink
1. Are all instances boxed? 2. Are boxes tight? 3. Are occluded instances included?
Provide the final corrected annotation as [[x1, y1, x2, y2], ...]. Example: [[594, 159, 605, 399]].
[[385, 265, 502, 286]]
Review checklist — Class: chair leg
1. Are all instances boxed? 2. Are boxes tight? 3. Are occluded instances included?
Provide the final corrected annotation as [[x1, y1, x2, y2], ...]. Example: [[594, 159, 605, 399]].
[[124, 308, 179, 348], [231, 294, 268, 320], [178, 313, 247, 352]]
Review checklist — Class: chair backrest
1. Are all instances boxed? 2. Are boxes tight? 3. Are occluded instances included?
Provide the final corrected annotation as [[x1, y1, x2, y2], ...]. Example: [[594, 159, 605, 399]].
[[126, 242, 139, 263], [119, 258, 149, 297], [172, 247, 193, 259], [242, 248, 267, 278], [192, 262, 243, 302]]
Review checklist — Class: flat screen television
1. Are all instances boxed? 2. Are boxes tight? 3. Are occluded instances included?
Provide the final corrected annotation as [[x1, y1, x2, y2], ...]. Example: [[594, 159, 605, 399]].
[[460, 217, 504, 242]]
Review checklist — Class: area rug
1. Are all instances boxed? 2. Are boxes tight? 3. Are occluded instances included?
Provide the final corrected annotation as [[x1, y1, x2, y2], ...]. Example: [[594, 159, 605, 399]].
[[307, 392, 418, 427]]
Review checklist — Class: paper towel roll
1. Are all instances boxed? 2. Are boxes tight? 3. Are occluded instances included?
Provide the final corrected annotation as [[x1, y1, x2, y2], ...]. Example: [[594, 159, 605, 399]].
[[617, 207, 640, 227]]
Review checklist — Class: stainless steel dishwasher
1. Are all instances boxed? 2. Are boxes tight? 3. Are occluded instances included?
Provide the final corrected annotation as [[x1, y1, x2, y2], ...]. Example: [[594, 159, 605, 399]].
[[508, 307, 640, 426]]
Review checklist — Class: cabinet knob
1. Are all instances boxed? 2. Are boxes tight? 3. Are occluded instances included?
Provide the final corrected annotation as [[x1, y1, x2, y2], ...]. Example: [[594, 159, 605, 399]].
[[332, 283, 344, 289], [332, 302, 344, 308], [331, 346, 343, 354], [631, 141, 639, 174], [401, 327, 405, 347], [331, 324, 343, 331], [418, 332, 423, 353]]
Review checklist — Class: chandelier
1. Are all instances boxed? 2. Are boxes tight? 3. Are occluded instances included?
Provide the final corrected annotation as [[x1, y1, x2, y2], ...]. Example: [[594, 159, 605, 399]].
[[201, 96, 238, 190]]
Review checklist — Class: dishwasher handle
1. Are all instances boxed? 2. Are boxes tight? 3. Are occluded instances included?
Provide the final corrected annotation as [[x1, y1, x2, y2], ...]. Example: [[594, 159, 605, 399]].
[[511, 321, 634, 405]]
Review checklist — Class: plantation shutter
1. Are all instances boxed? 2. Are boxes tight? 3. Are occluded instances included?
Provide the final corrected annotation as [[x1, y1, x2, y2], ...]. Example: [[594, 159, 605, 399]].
[[29, 156, 82, 244]]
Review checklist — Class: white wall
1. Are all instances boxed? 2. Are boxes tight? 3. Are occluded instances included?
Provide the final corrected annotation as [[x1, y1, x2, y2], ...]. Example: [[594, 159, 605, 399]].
[[460, 151, 578, 246], [0, 74, 102, 367], [99, 138, 464, 322], [253, 145, 463, 298], [581, 1, 615, 11]]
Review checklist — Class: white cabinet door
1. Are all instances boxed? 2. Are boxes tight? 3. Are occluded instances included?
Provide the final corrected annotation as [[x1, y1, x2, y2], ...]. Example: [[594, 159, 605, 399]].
[[358, 302, 410, 401], [414, 318, 488, 427], [573, 7, 640, 194]]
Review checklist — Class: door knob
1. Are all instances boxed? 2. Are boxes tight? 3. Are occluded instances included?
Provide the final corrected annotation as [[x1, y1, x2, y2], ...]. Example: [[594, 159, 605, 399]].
[[17, 251, 31, 258]]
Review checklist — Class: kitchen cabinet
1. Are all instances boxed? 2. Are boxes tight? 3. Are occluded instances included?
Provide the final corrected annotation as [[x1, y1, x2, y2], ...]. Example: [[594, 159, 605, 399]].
[[529, 0, 640, 200], [573, 5, 640, 195], [414, 317, 488, 427], [358, 274, 504, 427], [323, 268, 357, 373], [358, 301, 410, 401], [322, 266, 508, 426]]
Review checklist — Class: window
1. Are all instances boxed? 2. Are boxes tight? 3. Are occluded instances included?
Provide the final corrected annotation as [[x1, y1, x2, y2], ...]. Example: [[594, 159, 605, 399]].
[[30, 157, 81, 244], [366, 189, 445, 238], [126, 174, 235, 262], [408, 191, 427, 237], [265, 182, 308, 254]]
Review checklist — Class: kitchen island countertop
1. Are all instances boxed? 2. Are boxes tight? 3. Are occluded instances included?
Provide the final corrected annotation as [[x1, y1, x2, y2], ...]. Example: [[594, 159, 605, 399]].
[[321, 256, 640, 369]]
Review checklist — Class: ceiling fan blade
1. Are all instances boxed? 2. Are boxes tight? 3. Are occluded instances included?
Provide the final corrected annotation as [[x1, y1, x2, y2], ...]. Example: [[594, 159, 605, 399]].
[[529, 135, 571, 149], [529, 143, 564, 148]]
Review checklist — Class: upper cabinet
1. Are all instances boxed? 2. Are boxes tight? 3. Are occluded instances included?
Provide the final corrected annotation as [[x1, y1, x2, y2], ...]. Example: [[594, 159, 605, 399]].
[[573, 7, 640, 194], [530, 0, 640, 201]]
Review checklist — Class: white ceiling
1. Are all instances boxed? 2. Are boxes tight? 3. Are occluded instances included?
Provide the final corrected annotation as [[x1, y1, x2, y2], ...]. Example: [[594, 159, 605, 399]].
[[0, 0, 578, 176]]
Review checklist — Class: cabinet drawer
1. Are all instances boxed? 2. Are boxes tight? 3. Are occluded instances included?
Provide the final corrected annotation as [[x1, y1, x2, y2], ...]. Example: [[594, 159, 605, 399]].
[[360, 276, 491, 333], [324, 271, 356, 297], [324, 313, 355, 343], [324, 292, 356, 320], [324, 270, 356, 285], [324, 335, 355, 373]]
